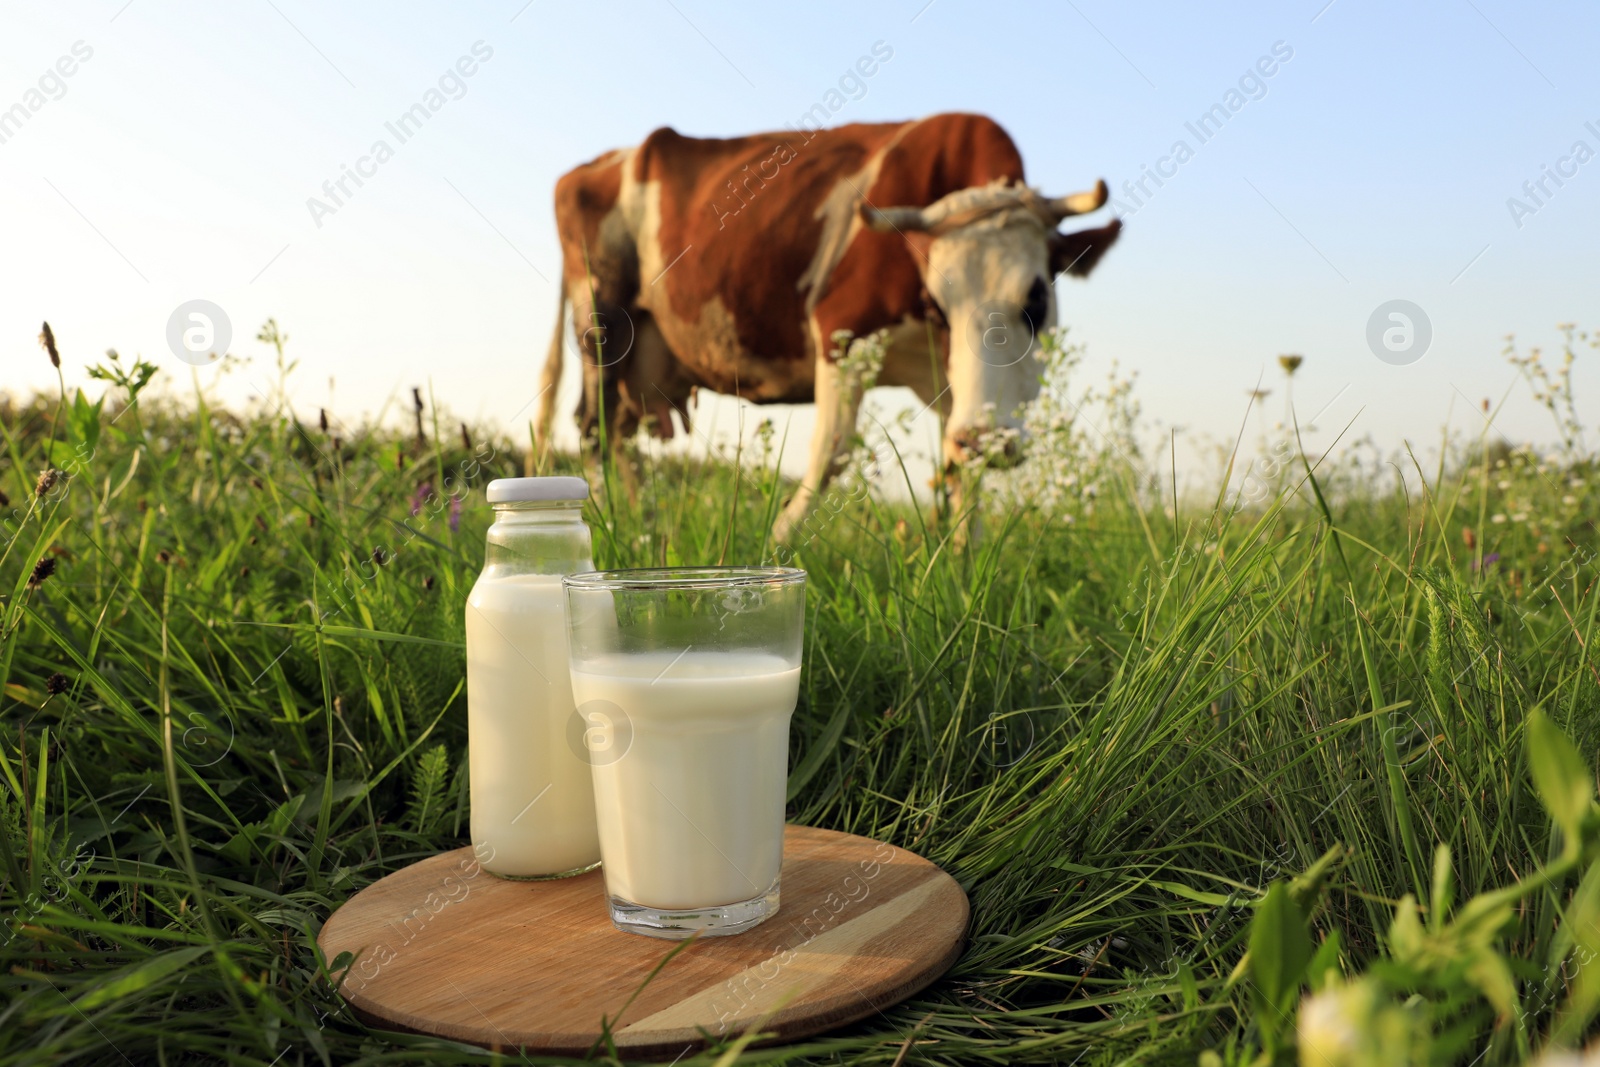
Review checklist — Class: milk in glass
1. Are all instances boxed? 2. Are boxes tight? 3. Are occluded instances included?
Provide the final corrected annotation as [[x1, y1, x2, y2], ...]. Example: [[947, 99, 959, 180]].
[[569, 650, 801, 909]]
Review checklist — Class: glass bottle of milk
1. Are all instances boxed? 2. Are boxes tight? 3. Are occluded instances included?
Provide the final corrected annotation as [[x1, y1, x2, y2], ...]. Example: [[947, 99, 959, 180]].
[[465, 476, 600, 879]]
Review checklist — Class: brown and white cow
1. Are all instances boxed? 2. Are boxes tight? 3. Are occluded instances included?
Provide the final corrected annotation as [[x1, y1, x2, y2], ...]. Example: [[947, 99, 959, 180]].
[[535, 111, 1120, 541]]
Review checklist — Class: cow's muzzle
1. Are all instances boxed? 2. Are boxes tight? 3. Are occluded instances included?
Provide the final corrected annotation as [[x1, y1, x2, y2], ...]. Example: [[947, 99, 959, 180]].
[[947, 426, 1027, 469]]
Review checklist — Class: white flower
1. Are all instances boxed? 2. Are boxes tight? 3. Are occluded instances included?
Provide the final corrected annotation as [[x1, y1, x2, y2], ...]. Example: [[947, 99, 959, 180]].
[[1298, 983, 1370, 1067], [1492, 513, 1507, 524]]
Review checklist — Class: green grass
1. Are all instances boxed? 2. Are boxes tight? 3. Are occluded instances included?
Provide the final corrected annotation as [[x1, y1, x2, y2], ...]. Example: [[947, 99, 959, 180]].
[[2, 342, 1599, 1065]]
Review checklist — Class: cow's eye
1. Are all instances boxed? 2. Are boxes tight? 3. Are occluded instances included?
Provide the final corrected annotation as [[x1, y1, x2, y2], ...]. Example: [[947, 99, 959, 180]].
[[1022, 277, 1049, 328]]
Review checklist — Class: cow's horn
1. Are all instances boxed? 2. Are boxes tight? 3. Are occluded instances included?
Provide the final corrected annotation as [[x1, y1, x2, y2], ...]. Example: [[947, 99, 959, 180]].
[[860, 204, 931, 233], [1045, 180, 1109, 221]]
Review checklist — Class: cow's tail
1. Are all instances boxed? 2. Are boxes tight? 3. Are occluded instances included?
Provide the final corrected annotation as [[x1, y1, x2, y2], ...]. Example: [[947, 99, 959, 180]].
[[532, 273, 567, 469]]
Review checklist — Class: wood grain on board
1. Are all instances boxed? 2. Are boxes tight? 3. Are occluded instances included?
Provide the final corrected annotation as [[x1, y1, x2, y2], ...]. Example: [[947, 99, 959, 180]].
[[317, 824, 969, 1059]]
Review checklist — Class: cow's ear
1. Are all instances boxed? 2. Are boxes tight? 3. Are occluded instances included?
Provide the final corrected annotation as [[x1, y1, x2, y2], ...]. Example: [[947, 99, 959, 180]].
[[1051, 218, 1122, 278]]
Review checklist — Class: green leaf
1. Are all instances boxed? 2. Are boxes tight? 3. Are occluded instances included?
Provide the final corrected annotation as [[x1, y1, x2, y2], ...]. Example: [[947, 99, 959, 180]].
[[1465, 948, 1518, 1019], [406, 744, 452, 833], [68, 389, 103, 459], [1388, 894, 1425, 963], [1307, 930, 1343, 991], [786, 696, 850, 801], [1568, 860, 1600, 957], [1526, 708, 1593, 847], [1558, 864, 1600, 1044], [1430, 844, 1454, 932], [75, 947, 211, 1009], [1248, 882, 1312, 1016], [1176, 956, 1200, 1011], [317, 624, 462, 649]]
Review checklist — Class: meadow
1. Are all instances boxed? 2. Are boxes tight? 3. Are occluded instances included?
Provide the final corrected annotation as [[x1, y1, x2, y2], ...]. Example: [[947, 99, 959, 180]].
[[3, 325, 1600, 1066]]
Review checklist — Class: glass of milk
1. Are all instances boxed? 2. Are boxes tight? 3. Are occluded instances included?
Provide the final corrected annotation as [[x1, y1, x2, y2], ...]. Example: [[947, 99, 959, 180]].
[[562, 566, 806, 938], [465, 477, 601, 879]]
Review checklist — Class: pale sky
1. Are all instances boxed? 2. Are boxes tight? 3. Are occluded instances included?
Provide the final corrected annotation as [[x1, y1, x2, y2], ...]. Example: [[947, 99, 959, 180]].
[[4, 1, 1598, 489]]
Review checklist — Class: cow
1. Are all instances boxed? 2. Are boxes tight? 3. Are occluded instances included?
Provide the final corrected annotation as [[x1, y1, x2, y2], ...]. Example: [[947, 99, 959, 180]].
[[534, 111, 1121, 541]]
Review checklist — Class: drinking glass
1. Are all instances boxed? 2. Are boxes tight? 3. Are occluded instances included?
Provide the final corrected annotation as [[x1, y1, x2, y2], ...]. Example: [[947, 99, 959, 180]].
[[562, 566, 806, 938]]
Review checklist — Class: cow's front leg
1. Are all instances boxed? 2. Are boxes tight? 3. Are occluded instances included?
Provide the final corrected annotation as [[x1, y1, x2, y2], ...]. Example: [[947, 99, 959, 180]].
[[774, 345, 863, 545], [941, 460, 981, 551]]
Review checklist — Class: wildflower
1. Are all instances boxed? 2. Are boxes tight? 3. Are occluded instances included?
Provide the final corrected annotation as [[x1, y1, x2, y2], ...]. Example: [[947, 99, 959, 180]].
[[1297, 980, 1373, 1067], [410, 482, 434, 517], [1565, 495, 1578, 506], [1278, 353, 1303, 375], [39, 322, 60, 368], [1475, 552, 1500, 571], [35, 469, 62, 496], [449, 495, 463, 533], [1512, 512, 1528, 523], [1498, 480, 1512, 490], [1491, 513, 1507, 524], [1462, 527, 1476, 550], [45, 672, 69, 696], [28, 557, 56, 587]]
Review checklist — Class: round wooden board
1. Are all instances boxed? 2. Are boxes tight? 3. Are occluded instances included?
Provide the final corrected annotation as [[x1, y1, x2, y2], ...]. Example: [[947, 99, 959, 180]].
[[318, 824, 968, 1059]]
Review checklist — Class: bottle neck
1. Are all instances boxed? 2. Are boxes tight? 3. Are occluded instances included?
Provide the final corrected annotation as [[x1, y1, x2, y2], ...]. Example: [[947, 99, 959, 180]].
[[483, 502, 592, 576]]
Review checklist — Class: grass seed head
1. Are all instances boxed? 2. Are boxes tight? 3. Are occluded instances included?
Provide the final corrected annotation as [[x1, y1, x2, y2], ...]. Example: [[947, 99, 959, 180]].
[[35, 468, 62, 496], [39, 322, 60, 368], [45, 672, 69, 696], [28, 557, 56, 587]]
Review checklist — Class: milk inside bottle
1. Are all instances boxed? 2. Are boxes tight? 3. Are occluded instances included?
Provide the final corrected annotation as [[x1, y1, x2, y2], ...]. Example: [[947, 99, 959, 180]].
[[466, 477, 600, 878]]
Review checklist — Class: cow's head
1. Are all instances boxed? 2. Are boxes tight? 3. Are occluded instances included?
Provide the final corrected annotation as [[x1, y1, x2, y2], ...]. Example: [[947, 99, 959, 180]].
[[862, 179, 1120, 469]]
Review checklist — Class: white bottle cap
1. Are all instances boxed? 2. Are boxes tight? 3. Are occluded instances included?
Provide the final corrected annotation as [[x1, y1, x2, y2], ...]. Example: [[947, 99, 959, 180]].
[[485, 476, 590, 504]]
